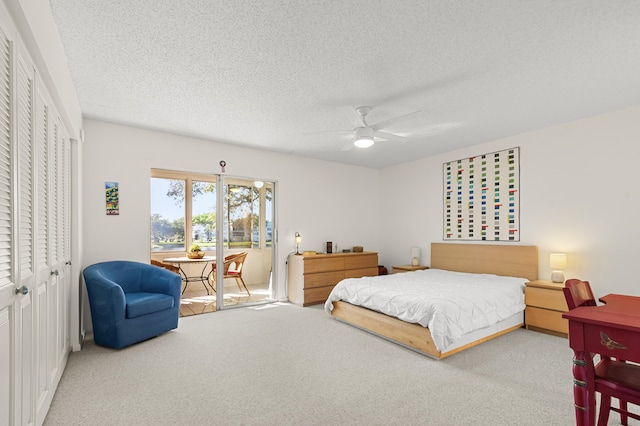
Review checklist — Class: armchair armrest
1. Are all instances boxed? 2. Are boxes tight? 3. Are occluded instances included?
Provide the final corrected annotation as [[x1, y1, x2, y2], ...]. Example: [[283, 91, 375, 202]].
[[140, 267, 182, 306], [84, 270, 127, 324]]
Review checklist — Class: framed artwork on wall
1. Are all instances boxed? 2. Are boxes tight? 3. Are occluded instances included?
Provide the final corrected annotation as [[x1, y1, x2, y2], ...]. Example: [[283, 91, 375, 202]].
[[443, 147, 519, 241], [106, 181, 119, 215]]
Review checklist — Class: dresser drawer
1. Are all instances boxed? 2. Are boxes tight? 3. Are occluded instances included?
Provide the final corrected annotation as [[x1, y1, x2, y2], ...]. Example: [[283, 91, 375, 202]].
[[303, 286, 336, 306], [304, 257, 344, 274], [345, 267, 378, 279], [344, 254, 378, 270], [525, 286, 568, 312], [526, 306, 568, 334], [303, 271, 344, 289]]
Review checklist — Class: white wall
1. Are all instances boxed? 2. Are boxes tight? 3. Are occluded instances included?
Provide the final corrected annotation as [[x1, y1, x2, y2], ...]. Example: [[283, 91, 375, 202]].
[[83, 105, 640, 318], [81, 119, 382, 299], [381, 105, 640, 297]]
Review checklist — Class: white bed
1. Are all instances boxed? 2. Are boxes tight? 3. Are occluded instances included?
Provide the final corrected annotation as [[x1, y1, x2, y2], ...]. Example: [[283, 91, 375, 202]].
[[325, 268, 527, 353], [324, 243, 538, 359]]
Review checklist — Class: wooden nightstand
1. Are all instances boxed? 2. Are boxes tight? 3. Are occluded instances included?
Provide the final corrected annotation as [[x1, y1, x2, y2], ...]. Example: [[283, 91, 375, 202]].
[[392, 265, 429, 274], [525, 280, 568, 337]]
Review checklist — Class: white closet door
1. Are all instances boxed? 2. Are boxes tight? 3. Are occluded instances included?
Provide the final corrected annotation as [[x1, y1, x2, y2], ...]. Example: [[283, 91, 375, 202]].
[[0, 15, 15, 426], [0, 13, 37, 425], [34, 80, 53, 424], [56, 120, 70, 371], [16, 43, 36, 426]]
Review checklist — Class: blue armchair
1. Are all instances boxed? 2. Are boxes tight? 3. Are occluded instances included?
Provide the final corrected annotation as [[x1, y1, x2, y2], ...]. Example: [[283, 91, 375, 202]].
[[83, 260, 182, 349]]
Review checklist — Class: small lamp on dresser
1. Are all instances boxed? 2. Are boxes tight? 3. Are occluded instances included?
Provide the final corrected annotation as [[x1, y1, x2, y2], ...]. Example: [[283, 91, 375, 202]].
[[295, 232, 302, 255], [549, 253, 567, 283]]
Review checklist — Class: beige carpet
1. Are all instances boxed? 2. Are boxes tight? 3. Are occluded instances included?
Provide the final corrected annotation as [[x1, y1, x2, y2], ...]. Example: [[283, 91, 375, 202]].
[[44, 303, 618, 425]]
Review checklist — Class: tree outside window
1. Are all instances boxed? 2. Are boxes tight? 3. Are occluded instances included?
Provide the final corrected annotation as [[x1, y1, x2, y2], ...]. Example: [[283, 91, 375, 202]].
[[151, 171, 271, 252]]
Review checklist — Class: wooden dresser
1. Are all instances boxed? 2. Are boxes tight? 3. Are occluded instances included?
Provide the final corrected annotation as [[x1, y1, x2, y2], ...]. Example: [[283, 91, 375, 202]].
[[525, 280, 569, 337], [287, 252, 378, 306]]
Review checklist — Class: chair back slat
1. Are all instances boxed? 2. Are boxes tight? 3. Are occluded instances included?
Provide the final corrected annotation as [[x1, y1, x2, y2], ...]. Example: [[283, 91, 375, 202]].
[[563, 278, 596, 310]]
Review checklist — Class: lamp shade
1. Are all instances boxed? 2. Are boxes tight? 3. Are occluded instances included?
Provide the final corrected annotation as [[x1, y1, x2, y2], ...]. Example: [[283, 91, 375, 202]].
[[549, 253, 567, 269]]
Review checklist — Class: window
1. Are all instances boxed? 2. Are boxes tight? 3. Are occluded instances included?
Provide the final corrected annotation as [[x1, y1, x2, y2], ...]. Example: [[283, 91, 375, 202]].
[[151, 170, 216, 252], [150, 170, 271, 253]]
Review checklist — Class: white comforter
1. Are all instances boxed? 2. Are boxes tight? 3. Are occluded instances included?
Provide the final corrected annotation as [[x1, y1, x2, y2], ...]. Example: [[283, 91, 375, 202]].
[[324, 268, 526, 352]]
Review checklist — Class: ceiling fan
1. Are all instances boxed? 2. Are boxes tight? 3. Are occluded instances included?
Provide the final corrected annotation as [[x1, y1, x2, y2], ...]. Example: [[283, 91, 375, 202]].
[[309, 106, 422, 151]]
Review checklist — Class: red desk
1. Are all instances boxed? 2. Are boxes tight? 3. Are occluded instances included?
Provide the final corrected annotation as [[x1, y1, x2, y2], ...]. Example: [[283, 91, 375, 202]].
[[563, 294, 640, 425]]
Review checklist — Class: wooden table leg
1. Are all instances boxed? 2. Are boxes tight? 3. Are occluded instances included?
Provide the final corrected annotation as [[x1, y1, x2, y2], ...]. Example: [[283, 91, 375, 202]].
[[572, 351, 595, 426]]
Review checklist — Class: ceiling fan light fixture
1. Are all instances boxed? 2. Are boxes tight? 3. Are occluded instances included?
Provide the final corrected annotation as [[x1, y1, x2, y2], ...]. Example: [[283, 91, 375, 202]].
[[354, 136, 374, 148]]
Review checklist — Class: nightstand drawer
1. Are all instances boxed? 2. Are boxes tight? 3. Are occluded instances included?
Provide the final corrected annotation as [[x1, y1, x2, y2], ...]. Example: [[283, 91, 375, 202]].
[[526, 306, 569, 334], [525, 286, 568, 312]]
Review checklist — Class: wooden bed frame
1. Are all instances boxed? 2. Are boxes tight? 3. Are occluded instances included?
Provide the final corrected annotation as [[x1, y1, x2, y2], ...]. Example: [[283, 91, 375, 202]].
[[329, 243, 538, 359]]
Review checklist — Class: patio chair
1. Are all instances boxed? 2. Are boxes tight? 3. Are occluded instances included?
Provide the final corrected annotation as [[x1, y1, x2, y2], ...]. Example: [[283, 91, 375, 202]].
[[211, 252, 250, 295], [151, 259, 180, 274]]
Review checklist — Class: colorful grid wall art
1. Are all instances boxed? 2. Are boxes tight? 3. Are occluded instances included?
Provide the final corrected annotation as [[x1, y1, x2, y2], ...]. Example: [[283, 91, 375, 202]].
[[443, 147, 519, 241]]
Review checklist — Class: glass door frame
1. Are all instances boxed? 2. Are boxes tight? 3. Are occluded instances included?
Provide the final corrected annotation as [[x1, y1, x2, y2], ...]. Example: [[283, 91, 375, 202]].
[[214, 175, 277, 309]]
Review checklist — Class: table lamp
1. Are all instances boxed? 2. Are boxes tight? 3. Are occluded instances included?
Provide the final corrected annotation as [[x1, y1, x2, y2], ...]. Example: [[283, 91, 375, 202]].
[[295, 232, 302, 254], [411, 247, 421, 266], [550, 253, 567, 283]]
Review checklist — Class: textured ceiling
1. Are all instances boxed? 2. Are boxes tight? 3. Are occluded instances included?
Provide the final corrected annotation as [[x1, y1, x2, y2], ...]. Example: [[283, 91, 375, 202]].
[[49, 1, 640, 169]]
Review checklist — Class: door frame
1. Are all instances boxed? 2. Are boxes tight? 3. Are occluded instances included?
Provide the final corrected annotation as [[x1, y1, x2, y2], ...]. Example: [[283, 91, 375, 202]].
[[214, 175, 277, 308]]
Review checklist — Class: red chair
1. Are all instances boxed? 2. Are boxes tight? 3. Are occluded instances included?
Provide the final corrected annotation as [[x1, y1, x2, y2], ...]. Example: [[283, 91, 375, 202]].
[[563, 278, 596, 310], [563, 279, 640, 425]]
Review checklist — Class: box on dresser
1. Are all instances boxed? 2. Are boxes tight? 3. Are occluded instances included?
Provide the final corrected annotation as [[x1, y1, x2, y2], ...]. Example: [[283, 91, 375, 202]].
[[288, 252, 378, 306]]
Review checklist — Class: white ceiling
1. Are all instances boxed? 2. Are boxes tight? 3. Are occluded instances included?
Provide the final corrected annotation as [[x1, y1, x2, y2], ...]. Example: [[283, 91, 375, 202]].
[[48, 1, 640, 169]]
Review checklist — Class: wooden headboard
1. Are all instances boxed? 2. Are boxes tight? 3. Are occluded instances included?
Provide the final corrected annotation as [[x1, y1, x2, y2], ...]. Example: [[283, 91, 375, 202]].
[[431, 243, 538, 281]]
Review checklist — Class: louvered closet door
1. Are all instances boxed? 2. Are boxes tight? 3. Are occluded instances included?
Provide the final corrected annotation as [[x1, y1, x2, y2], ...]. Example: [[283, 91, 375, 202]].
[[0, 16, 15, 425], [0, 13, 37, 425], [33, 76, 71, 425], [16, 46, 36, 426], [44, 113, 69, 408], [54, 119, 70, 376], [34, 81, 53, 425]]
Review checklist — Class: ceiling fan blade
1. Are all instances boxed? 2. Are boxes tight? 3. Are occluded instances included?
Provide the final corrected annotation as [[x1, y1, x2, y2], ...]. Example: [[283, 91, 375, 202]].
[[340, 138, 354, 151], [303, 129, 353, 137], [373, 130, 409, 143], [371, 110, 423, 131]]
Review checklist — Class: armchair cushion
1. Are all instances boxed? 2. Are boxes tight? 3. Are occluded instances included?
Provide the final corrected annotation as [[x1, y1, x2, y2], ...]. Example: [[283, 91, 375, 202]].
[[125, 292, 175, 318], [83, 260, 181, 348]]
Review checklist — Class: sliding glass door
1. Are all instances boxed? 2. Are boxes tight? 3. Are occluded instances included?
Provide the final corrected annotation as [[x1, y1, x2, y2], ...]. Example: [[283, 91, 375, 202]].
[[215, 177, 274, 309], [151, 170, 275, 315]]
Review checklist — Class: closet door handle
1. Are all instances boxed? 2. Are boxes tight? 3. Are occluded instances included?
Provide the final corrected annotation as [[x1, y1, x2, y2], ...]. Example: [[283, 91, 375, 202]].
[[15, 286, 29, 295]]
